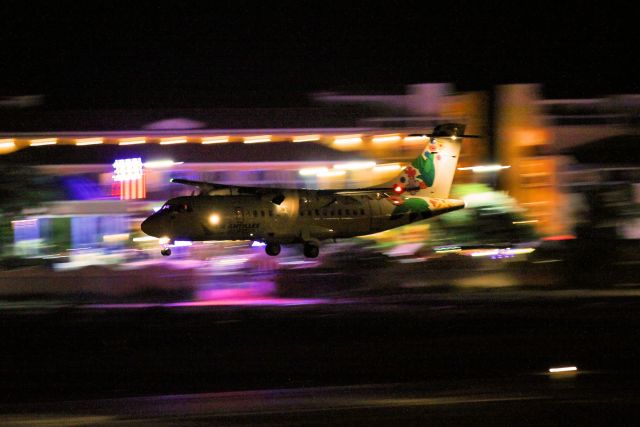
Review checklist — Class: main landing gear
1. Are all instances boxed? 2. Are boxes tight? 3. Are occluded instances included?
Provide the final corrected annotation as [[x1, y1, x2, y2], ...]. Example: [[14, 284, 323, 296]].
[[264, 241, 320, 258], [303, 242, 319, 258], [265, 242, 281, 256]]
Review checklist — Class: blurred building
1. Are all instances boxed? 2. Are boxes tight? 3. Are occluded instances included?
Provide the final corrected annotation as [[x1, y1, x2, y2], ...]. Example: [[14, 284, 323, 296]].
[[0, 84, 489, 255], [496, 84, 640, 238]]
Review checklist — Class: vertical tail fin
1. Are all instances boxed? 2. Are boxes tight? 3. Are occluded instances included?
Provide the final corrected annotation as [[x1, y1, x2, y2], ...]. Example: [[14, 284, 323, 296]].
[[396, 123, 470, 199]]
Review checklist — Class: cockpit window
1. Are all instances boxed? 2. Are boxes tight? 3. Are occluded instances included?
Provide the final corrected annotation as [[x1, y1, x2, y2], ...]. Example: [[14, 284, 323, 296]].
[[162, 203, 192, 213]]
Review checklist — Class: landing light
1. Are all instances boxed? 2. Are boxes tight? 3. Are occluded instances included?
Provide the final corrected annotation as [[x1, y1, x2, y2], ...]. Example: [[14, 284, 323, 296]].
[[209, 213, 221, 225], [393, 185, 404, 194]]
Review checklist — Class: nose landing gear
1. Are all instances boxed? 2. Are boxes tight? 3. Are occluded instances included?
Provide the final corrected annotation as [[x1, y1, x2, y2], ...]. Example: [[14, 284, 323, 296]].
[[161, 247, 172, 256]]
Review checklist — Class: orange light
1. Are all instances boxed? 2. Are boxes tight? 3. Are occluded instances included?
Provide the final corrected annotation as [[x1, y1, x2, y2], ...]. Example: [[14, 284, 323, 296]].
[[394, 185, 404, 194]]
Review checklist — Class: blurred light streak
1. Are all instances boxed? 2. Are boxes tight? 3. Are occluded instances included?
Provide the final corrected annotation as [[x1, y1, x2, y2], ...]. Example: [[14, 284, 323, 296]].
[[434, 246, 462, 253], [251, 241, 267, 247], [292, 134, 321, 142], [317, 170, 346, 177], [549, 366, 577, 373], [403, 135, 427, 143], [159, 137, 188, 145], [30, 138, 57, 146], [119, 137, 146, 145], [471, 248, 535, 257], [0, 139, 15, 149], [173, 240, 193, 247], [159, 236, 171, 245], [372, 134, 401, 144], [202, 136, 229, 144], [334, 134, 362, 147], [333, 161, 376, 170], [299, 167, 329, 176], [102, 233, 129, 242], [543, 235, 576, 241], [374, 164, 402, 173], [458, 165, 511, 173], [133, 236, 158, 242], [513, 220, 539, 224], [75, 137, 103, 146], [144, 160, 183, 168], [243, 135, 271, 144]]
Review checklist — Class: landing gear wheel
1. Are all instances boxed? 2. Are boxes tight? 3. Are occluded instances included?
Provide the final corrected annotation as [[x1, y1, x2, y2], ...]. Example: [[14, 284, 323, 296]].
[[303, 243, 319, 258], [265, 242, 281, 256], [161, 248, 172, 256]]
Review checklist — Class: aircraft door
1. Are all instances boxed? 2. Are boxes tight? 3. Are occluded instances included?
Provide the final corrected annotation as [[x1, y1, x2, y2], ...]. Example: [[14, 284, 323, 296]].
[[234, 207, 245, 223], [367, 198, 384, 232]]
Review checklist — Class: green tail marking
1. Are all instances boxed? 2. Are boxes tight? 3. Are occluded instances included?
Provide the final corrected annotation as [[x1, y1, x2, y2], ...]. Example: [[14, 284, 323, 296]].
[[412, 151, 435, 187]]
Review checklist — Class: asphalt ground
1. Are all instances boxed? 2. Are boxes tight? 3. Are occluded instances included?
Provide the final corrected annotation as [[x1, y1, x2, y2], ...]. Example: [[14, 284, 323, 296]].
[[2, 290, 640, 424]]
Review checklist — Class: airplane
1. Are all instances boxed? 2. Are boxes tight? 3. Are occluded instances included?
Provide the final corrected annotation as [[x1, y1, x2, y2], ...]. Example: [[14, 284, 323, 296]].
[[141, 123, 476, 257]]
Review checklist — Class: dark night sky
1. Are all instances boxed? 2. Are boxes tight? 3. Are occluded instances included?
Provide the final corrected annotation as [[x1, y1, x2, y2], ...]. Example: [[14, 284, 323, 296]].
[[1, 2, 639, 109]]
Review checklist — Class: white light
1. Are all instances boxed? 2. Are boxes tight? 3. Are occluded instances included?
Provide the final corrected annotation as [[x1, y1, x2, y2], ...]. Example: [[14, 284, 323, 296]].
[[243, 135, 271, 144], [209, 213, 221, 225], [133, 236, 158, 242], [202, 136, 230, 144], [403, 135, 427, 142], [293, 134, 321, 143], [159, 236, 171, 245], [333, 161, 376, 171], [334, 135, 362, 147], [549, 366, 577, 373], [174, 240, 193, 247], [160, 137, 188, 145], [373, 164, 402, 172], [0, 139, 15, 149], [372, 134, 401, 144], [119, 137, 146, 145], [76, 137, 103, 146], [30, 138, 57, 146], [317, 170, 346, 178], [513, 220, 539, 225], [458, 165, 511, 173], [299, 167, 329, 176], [143, 160, 183, 168], [102, 233, 129, 242]]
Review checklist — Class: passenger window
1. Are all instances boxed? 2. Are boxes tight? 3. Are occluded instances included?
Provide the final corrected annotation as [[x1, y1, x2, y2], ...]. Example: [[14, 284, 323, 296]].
[[330, 210, 334, 216], [322, 210, 327, 216], [269, 210, 273, 217], [253, 210, 258, 217], [261, 210, 265, 217], [315, 209, 320, 216], [308, 210, 312, 216], [300, 211, 304, 216], [337, 209, 342, 216], [360, 209, 365, 215], [345, 209, 350, 216]]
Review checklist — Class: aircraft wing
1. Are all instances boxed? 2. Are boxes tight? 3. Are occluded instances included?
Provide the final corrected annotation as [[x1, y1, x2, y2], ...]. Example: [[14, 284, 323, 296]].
[[171, 178, 408, 197]]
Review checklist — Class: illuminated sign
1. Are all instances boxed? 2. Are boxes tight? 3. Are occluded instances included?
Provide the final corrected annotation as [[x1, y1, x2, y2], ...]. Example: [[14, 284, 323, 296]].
[[112, 158, 145, 200], [112, 158, 143, 181]]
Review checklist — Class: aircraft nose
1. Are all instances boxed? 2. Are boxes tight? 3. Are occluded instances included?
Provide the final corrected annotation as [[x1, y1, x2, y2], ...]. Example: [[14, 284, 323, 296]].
[[141, 214, 164, 237]]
